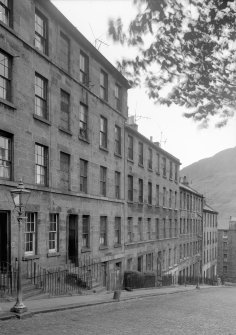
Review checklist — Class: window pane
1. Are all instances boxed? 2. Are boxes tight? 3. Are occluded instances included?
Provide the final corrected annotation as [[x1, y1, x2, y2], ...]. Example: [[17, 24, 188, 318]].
[[35, 11, 47, 54], [35, 144, 47, 185], [0, 51, 10, 100], [60, 32, 69, 71], [25, 213, 36, 255], [79, 104, 88, 139], [0, 133, 11, 180], [35, 74, 47, 118], [49, 214, 58, 251], [60, 90, 70, 130], [0, 0, 10, 25]]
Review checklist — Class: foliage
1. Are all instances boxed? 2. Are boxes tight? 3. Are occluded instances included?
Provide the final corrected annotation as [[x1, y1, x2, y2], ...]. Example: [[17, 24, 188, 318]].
[[108, 0, 236, 127]]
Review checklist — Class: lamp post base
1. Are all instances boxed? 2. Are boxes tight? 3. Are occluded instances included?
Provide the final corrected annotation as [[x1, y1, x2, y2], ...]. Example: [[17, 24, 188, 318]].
[[10, 302, 27, 314]]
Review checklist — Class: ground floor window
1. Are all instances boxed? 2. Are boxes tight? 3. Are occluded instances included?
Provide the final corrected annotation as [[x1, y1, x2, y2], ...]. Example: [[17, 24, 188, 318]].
[[114, 217, 121, 245], [82, 215, 90, 248], [49, 213, 59, 252], [146, 253, 153, 271], [100, 216, 107, 246], [127, 258, 132, 270], [25, 212, 36, 255], [137, 255, 143, 272]]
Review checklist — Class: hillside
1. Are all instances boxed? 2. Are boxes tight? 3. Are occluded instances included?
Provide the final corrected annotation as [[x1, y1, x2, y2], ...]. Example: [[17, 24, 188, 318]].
[[181, 147, 236, 229]]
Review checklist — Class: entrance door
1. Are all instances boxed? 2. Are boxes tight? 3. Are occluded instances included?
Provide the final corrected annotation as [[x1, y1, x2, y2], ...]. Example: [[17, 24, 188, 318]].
[[157, 251, 162, 277], [0, 211, 10, 269], [137, 256, 143, 272], [68, 215, 78, 264], [101, 262, 108, 287]]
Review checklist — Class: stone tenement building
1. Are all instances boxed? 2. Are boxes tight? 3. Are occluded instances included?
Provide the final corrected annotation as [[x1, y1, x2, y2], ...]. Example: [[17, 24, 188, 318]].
[[202, 203, 218, 280], [218, 217, 236, 282], [0, 0, 182, 282], [124, 120, 180, 282], [179, 178, 204, 279], [0, 0, 129, 277], [0, 0, 217, 285], [217, 225, 229, 281]]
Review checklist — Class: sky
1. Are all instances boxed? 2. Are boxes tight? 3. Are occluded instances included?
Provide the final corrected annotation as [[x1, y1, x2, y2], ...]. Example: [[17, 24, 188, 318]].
[[52, 0, 236, 168]]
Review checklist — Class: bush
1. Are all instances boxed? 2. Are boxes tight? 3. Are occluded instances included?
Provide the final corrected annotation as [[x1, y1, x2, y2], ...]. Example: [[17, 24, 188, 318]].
[[123, 271, 156, 289]]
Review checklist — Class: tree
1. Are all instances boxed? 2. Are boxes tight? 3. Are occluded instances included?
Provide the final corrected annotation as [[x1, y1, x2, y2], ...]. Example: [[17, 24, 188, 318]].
[[108, 0, 236, 127]]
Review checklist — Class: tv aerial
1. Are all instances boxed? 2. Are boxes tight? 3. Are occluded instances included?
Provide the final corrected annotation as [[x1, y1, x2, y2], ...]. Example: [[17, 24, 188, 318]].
[[89, 23, 109, 51]]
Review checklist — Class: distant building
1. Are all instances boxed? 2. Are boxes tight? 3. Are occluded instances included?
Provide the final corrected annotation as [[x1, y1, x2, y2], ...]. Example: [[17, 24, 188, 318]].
[[202, 203, 218, 280], [178, 177, 204, 280], [218, 217, 236, 283], [217, 226, 229, 281]]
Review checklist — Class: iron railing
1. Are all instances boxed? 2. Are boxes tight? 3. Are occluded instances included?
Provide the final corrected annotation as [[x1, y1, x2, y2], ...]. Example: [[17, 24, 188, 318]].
[[21, 257, 122, 296], [0, 261, 17, 297], [178, 275, 218, 286]]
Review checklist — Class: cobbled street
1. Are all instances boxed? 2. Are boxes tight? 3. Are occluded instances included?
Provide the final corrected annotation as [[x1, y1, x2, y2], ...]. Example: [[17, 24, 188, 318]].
[[1, 287, 236, 335]]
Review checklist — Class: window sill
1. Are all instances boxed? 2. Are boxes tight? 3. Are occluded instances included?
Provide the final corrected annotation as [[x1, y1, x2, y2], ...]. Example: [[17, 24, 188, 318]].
[[127, 158, 134, 164], [47, 252, 60, 258], [138, 163, 144, 168], [34, 46, 50, 60], [99, 146, 109, 153], [80, 81, 90, 89], [156, 171, 160, 176], [127, 201, 134, 205], [35, 182, 49, 188], [99, 97, 108, 104], [114, 152, 122, 159], [0, 20, 12, 30], [99, 246, 109, 250], [59, 127, 72, 136], [148, 168, 153, 172], [79, 136, 90, 144], [81, 247, 91, 253], [22, 255, 40, 261], [0, 98, 16, 110], [114, 243, 122, 248], [125, 240, 134, 245], [33, 114, 51, 126]]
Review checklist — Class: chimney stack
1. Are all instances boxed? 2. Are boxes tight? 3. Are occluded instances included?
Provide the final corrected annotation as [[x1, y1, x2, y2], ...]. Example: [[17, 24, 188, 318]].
[[127, 115, 138, 131], [182, 176, 189, 186]]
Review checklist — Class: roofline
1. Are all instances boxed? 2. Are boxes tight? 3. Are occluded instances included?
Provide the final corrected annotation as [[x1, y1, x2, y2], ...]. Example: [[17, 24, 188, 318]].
[[179, 182, 204, 197], [40, 0, 130, 88], [125, 124, 181, 164], [203, 207, 218, 215], [203, 204, 218, 214]]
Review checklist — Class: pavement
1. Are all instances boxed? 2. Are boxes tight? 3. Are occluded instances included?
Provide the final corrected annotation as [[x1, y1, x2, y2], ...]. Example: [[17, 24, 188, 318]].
[[0, 284, 220, 321]]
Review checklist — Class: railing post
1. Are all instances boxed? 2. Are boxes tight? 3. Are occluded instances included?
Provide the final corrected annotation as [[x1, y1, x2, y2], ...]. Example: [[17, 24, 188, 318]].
[[33, 262, 36, 285]]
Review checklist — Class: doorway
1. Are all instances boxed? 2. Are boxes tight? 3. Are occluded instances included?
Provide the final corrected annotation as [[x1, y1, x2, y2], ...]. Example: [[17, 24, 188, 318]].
[[101, 261, 108, 287], [137, 256, 143, 272], [0, 211, 10, 269], [68, 215, 78, 264]]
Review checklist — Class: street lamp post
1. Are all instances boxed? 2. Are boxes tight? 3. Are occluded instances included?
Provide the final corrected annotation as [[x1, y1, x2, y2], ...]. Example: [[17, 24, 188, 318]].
[[10, 180, 31, 314], [196, 253, 201, 290]]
